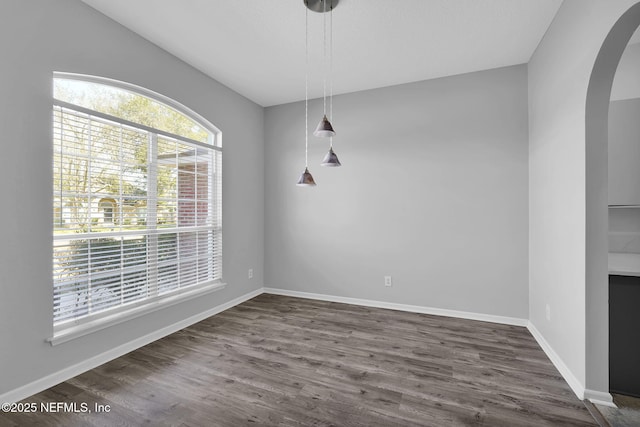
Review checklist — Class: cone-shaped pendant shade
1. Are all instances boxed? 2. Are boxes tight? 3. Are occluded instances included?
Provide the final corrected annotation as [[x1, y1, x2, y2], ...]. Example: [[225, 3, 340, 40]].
[[321, 147, 341, 167], [313, 115, 336, 137], [296, 167, 317, 186]]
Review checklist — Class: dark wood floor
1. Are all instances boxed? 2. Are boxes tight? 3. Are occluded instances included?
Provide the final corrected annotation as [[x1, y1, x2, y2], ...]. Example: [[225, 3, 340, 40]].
[[2, 294, 597, 426]]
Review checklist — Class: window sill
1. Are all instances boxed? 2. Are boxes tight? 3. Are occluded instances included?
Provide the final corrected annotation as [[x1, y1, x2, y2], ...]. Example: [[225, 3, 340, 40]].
[[48, 282, 226, 346]]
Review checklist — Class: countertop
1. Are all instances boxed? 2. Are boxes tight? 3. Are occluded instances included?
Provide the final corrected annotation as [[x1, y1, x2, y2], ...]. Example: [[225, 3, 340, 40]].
[[609, 252, 640, 277]]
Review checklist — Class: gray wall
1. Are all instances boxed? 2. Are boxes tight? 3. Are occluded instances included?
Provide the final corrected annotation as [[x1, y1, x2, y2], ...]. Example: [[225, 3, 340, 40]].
[[611, 42, 640, 101], [0, 0, 264, 396], [528, 0, 640, 396], [264, 65, 529, 319], [609, 99, 640, 205], [609, 99, 640, 255]]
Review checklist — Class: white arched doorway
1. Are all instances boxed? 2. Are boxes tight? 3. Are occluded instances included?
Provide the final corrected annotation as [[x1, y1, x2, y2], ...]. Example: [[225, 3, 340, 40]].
[[585, 1, 640, 401]]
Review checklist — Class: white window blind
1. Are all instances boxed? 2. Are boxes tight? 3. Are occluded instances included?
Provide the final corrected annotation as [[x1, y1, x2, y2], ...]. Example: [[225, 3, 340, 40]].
[[53, 102, 222, 327]]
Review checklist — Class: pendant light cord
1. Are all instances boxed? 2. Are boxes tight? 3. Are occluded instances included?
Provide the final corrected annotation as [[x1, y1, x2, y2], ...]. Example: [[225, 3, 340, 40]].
[[305, 5, 309, 167], [322, 0, 327, 116], [329, 3, 334, 148]]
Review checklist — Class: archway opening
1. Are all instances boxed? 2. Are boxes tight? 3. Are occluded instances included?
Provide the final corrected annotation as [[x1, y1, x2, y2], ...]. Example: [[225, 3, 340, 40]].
[[585, 1, 640, 403], [606, 24, 640, 400]]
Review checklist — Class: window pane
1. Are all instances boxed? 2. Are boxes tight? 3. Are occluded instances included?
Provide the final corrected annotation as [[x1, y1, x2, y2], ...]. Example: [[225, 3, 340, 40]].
[[54, 79, 210, 143], [53, 77, 221, 327]]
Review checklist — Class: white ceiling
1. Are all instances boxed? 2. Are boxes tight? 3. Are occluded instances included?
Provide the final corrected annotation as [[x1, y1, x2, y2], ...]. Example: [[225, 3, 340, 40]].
[[82, 0, 563, 107]]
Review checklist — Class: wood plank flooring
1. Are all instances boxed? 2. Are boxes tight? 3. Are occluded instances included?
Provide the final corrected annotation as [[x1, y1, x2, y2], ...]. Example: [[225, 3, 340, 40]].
[[1, 294, 597, 426]]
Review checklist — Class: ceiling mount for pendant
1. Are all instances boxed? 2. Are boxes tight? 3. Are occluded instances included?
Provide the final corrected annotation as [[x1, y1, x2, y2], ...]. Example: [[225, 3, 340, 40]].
[[304, 0, 339, 13]]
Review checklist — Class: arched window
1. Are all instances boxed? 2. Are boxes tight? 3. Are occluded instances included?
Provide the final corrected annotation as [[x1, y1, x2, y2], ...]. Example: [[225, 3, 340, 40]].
[[52, 73, 222, 337]]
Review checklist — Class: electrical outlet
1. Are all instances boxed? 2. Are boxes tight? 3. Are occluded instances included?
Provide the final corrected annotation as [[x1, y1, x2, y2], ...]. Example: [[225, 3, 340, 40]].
[[546, 304, 551, 321], [384, 276, 392, 287], [248, 269, 253, 279]]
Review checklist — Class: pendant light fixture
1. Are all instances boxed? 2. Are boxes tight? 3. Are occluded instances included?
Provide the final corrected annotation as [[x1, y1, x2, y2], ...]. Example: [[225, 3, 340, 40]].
[[321, 146, 341, 167], [297, 3, 316, 187], [298, 0, 341, 185], [312, 0, 337, 139], [320, 1, 342, 167]]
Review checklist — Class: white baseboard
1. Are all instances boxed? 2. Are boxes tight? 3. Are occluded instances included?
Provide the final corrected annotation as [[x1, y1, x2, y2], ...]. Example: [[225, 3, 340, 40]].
[[0, 287, 263, 404], [526, 321, 587, 401], [527, 324, 614, 406], [263, 287, 528, 327], [585, 389, 616, 407]]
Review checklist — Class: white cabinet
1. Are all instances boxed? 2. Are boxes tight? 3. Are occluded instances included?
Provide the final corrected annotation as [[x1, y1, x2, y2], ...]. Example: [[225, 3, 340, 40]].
[[609, 99, 640, 206]]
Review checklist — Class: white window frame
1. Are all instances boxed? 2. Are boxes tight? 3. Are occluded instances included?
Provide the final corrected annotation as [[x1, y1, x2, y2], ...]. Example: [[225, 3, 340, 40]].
[[49, 73, 224, 345]]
